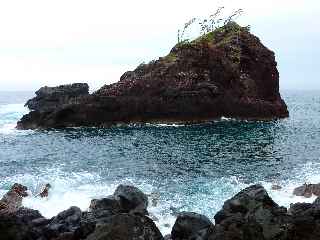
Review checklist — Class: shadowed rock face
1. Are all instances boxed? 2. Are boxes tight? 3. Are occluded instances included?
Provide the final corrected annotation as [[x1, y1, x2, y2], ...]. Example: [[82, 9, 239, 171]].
[[25, 83, 89, 113], [17, 23, 288, 129]]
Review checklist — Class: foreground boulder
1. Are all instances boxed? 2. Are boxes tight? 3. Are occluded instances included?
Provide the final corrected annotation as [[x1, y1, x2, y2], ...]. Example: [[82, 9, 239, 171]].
[[210, 184, 291, 240], [171, 212, 213, 240], [17, 22, 288, 129], [0, 184, 156, 240], [0, 207, 46, 240], [85, 214, 163, 240], [89, 184, 148, 218], [286, 198, 320, 240]]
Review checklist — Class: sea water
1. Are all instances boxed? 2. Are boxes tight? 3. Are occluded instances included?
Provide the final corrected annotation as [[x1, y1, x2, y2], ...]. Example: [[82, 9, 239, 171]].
[[0, 90, 319, 235]]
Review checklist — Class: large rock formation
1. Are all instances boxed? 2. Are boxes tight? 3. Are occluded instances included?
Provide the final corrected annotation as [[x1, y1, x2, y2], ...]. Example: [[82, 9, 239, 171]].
[[17, 22, 288, 129]]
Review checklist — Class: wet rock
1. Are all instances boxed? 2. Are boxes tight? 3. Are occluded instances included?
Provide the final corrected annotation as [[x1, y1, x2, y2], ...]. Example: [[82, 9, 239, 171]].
[[114, 184, 148, 215], [43, 206, 82, 239], [271, 184, 282, 190], [171, 212, 213, 240], [89, 196, 121, 215], [293, 183, 320, 198], [293, 184, 313, 198], [0, 183, 29, 212], [211, 184, 291, 240], [85, 213, 163, 240], [311, 183, 320, 196]]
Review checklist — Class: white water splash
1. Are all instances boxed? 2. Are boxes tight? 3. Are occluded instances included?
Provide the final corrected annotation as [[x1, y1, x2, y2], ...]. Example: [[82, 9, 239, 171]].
[[0, 103, 30, 135]]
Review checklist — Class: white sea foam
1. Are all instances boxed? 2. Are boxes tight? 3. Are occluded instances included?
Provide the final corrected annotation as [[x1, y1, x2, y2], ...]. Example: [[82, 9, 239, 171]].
[[146, 123, 185, 128], [0, 103, 30, 135]]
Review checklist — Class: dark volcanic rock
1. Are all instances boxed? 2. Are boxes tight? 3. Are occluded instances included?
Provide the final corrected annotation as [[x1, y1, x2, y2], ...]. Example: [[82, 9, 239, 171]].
[[286, 200, 320, 240], [3, 183, 320, 240], [171, 212, 213, 240], [43, 206, 82, 239], [89, 185, 148, 217], [17, 23, 288, 129], [25, 83, 89, 113], [0, 207, 46, 240], [293, 183, 320, 198], [89, 196, 122, 219], [113, 184, 148, 215], [85, 214, 163, 240], [209, 184, 291, 240]]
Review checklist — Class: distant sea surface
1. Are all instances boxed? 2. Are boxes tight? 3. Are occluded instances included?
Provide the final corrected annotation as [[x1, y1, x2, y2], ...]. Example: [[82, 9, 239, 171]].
[[0, 90, 319, 234]]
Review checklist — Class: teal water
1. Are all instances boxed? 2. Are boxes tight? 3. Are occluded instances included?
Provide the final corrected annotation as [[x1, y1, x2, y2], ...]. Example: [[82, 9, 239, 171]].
[[0, 90, 319, 234]]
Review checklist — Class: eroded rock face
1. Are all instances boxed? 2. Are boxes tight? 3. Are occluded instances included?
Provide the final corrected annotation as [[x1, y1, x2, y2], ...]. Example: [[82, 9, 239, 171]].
[[25, 83, 89, 113], [17, 23, 288, 129]]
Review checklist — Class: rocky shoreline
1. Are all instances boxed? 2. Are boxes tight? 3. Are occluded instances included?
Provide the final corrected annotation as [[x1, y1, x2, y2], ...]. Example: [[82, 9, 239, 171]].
[[17, 23, 288, 130], [1, 183, 320, 240]]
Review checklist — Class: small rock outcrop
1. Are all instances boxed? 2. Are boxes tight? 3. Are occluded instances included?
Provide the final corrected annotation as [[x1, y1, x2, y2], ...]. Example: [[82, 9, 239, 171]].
[[17, 23, 288, 129], [293, 183, 320, 198], [0, 183, 29, 213], [25, 83, 89, 113]]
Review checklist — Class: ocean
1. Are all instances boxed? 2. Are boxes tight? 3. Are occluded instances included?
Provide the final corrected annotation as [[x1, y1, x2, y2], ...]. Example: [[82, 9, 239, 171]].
[[0, 90, 319, 234]]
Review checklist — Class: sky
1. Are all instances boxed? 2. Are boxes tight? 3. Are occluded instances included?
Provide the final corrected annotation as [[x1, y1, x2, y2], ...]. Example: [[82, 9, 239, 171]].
[[0, 0, 319, 91]]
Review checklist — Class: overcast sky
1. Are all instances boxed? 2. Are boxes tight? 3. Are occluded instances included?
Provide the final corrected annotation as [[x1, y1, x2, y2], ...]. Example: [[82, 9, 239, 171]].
[[0, 0, 319, 91]]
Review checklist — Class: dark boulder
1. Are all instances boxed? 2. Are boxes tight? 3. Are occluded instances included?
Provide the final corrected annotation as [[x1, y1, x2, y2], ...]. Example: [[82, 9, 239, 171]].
[[88, 196, 122, 222], [113, 185, 148, 215], [210, 184, 291, 240], [286, 200, 320, 240], [293, 183, 320, 198], [85, 213, 163, 240], [18, 23, 288, 130], [0, 207, 45, 240], [42, 206, 96, 240], [293, 184, 313, 198], [88, 185, 148, 218], [171, 212, 213, 240]]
